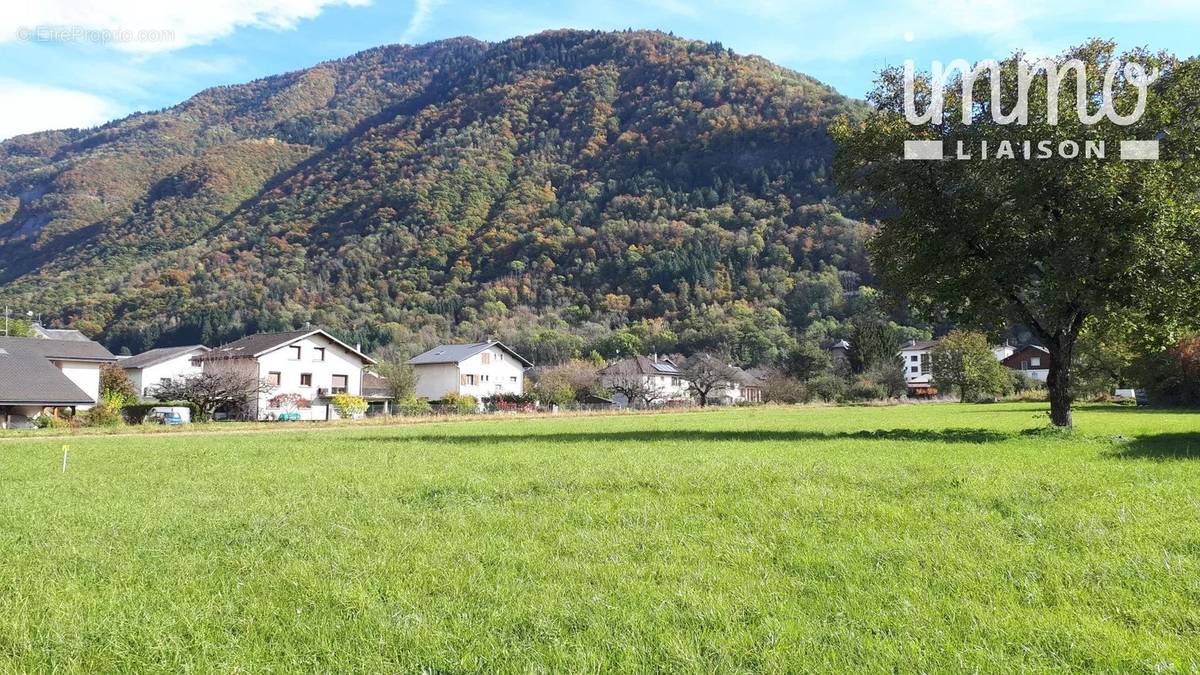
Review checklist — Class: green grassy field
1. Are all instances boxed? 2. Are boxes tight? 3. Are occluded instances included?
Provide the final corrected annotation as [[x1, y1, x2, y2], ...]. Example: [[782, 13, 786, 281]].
[[3, 403, 1199, 672]]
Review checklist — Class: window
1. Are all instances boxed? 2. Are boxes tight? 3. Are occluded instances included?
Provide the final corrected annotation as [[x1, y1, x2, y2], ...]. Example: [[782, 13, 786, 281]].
[[1030, 356, 1042, 367], [314, 347, 325, 362], [481, 352, 491, 364], [289, 345, 301, 360], [672, 377, 681, 386], [910, 366, 919, 374], [919, 353, 930, 374], [910, 355, 919, 362], [267, 371, 282, 386], [510, 376, 517, 383], [300, 373, 312, 387], [331, 374, 348, 394], [463, 374, 476, 386], [481, 375, 489, 382]]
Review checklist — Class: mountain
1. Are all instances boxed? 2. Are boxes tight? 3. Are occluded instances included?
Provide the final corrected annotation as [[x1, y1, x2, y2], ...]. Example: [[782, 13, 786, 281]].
[[0, 29, 883, 364]]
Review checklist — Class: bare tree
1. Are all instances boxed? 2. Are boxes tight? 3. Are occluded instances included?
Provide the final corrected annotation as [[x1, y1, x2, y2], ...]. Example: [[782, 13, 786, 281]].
[[681, 353, 741, 406], [153, 371, 274, 421], [605, 373, 666, 409]]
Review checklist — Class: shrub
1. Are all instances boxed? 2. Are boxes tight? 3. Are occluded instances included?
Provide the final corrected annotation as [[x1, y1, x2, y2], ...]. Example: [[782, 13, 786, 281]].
[[484, 393, 537, 412], [762, 372, 809, 404], [441, 392, 478, 414], [84, 400, 125, 427], [330, 394, 368, 419], [864, 363, 907, 398], [396, 397, 432, 416], [35, 413, 72, 429], [845, 379, 888, 402], [100, 363, 138, 406], [808, 374, 847, 402]]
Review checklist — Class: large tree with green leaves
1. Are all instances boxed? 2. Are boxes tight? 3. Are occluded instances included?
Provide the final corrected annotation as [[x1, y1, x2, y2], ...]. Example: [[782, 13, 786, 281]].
[[832, 42, 1200, 426]]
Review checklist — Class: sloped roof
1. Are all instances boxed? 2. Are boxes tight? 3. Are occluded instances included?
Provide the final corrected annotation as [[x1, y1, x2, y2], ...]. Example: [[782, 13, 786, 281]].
[[0, 336, 116, 362], [120, 345, 209, 370], [409, 341, 532, 367], [898, 339, 940, 353], [0, 338, 112, 405], [599, 355, 683, 377], [362, 371, 391, 397], [31, 325, 90, 341], [199, 328, 374, 364]]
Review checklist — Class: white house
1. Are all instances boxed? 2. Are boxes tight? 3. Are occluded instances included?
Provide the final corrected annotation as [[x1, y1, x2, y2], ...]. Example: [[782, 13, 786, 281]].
[[0, 336, 116, 428], [898, 339, 938, 396], [120, 344, 209, 399], [197, 328, 374, 421], [599, 355, 691, 408], [409, 341, 531, 402], [992, 342, 1017, 362], [710, 367, 765, 405]]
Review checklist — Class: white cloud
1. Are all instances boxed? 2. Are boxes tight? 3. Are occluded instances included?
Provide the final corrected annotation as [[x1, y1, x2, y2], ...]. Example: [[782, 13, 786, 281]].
[[400, 0, 447, 43], [1, 0, 372, 54], [0, 79, 120, 140]]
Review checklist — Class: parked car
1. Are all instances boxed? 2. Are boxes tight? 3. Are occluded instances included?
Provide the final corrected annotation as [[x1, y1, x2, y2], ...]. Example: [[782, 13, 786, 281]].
[[149, 406, 191, 425], [150, 411, 184, 425]]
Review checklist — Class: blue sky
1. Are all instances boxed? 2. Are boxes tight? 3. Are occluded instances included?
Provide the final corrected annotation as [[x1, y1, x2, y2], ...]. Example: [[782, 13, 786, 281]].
[[1, 1, 1197, 140]]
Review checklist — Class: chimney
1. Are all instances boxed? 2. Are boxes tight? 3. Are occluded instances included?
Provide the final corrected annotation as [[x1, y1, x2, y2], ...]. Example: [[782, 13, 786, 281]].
[[355, 342, 361, 352], [652, 353, 658, 363]]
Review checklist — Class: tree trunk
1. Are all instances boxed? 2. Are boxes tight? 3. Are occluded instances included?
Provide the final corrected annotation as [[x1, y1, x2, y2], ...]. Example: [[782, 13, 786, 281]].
[[1046, 339, 1076, 427]]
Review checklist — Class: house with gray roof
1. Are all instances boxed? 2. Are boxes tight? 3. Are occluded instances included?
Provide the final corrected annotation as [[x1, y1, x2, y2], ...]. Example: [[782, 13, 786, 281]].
[[598, 354, 691, 408], [197, 328, 374, 421], [120, 344, 210, 399], [30, 324, 90, 341], [0, 336, 117, 429], [409, 341, 531, 402]]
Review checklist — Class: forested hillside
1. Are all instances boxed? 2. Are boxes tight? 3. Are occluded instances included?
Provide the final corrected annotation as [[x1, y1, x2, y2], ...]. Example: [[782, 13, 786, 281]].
[[0, 29, 923, 362]]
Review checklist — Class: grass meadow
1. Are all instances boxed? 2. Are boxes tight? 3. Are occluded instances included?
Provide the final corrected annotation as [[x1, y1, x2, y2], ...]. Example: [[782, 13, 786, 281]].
[[2, 403, 1199, 672]]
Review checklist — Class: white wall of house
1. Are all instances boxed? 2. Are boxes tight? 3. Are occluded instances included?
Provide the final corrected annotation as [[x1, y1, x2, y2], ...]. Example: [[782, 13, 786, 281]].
[[456, 347, 525, 399], [412, 347, 526, 401], [413, 363, 460, 400], [602, 372, 691, 408], [899, 348, 933, 387], [255, 335, 366, 421], [709, 381, 744, 405], [128, 350, 206, 399], [54, 360, 102, 409]]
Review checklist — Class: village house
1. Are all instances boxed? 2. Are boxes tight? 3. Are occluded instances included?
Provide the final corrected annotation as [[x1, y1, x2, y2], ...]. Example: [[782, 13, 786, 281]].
[[30, 325, 90, 341], [409, 341, 531, 402], [0, 336, 117, 429], [1001, 344, 1051, 382], [197, 328, 374, 421], [599, 355, 691, 408], [707, 367, 766, 405], [898, 339, 939, 397], [827, 339, 852, 365], [361, 371, 395, 415], [120, 345, 210, 399]]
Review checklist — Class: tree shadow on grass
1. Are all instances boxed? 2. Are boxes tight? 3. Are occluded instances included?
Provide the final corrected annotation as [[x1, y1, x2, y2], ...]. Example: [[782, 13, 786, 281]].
[[356, 428, 1015, 446], [1080, 406, 1200, 415], [1106, 433, 1200, 460]]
